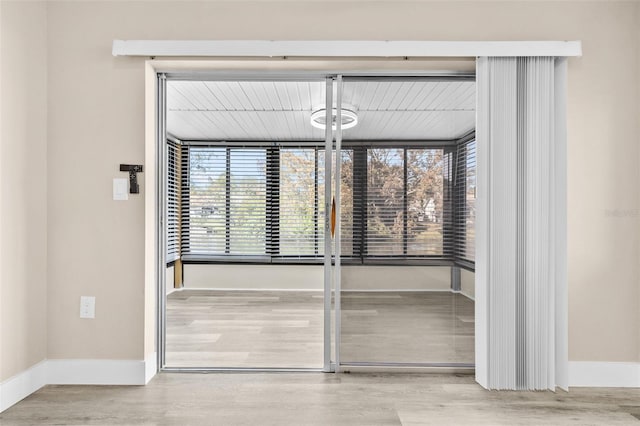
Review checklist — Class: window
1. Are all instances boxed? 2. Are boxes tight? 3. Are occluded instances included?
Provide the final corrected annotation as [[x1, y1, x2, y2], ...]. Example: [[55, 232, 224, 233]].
[[453, 139, 476, 265], [175, 140, 473, 267], [366, 148, 405, 256], [406, 149, 445, 256], [279, 148, 320, 256], [166, 140, 181, 263], [184, 147, 227, 256], [181, 147, 267, 258], [363, 147, 447, 257]]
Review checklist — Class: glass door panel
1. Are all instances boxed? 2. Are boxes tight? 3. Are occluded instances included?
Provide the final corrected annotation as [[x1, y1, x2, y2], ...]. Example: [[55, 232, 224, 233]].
[[337, 77, 475, 366], [163, 79, 328, 370]]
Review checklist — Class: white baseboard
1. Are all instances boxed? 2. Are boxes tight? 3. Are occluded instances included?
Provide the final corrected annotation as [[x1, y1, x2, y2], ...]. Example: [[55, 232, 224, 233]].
[[569, 361, 640, 388], [47, 359, 149, 386], [1, 357, 157, 413], [0, 360, 48, 413], [145, 352, 157, 384]]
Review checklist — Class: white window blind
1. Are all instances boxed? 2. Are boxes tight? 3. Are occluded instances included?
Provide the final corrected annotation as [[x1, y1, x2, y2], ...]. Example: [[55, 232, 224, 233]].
[[279, 148, 320, 256], [183, 147, 227, 256], [229, 149, 267, 255], [166, 140, 180, 263], [454, 139, 476, 264], [475, 56, 567, 391], [182, 147, 267, 259]]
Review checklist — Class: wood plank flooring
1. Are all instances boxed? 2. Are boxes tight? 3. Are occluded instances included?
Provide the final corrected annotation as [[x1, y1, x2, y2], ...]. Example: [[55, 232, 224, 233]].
[[2, 373, 640, 425], [166, 290, 474, 368], [341, 291, 474, 364], [166, 290, 324, 368]]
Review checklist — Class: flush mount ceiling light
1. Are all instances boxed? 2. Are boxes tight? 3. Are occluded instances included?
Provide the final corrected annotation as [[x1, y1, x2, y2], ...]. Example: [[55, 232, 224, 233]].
[[310, 105, 358, 130]]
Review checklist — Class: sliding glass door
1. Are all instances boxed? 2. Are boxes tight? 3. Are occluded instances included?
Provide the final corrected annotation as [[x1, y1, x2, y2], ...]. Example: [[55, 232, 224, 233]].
[[159, 74, 475, 371], [162, 77, 334, 370], [336, 77, 475, 368]]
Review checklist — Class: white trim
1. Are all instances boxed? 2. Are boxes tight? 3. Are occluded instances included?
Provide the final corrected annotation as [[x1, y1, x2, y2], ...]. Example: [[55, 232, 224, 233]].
[[0, 360, 47, 413], [569, 362, 640, 388], [47, 359, 148, 386], [145, 352, 157, 384], [113, 40, 582, 58]]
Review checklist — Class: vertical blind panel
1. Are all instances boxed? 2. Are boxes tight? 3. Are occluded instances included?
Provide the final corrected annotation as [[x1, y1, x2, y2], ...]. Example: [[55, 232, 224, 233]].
[[166, 140, 181, 262], [488, 57, 518, 391], [522, 57, 555, 390], [477, 56, 561, 391]]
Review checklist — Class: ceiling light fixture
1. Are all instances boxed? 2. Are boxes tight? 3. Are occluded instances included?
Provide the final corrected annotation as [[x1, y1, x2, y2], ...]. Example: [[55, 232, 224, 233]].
[[310, 105, 358, 130]]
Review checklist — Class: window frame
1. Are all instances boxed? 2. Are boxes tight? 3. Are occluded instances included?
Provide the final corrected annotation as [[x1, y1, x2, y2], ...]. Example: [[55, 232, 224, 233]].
[[172, 137, 474, 269]]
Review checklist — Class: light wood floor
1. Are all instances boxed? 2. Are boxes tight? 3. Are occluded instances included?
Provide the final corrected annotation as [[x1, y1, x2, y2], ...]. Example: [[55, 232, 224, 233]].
[[166, 290, 474, 368], [166, 290, 324, 368], [3, 373, 640, 425]]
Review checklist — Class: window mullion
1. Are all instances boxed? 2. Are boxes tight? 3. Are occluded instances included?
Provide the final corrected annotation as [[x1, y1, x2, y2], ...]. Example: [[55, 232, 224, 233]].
[[403, 149, 408, 256], [266, 147, 280, 257], [355, 148, 367, 261]]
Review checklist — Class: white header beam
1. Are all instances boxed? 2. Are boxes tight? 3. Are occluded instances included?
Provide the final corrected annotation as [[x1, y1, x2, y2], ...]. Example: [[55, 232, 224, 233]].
[[112, 40, 582, 58]]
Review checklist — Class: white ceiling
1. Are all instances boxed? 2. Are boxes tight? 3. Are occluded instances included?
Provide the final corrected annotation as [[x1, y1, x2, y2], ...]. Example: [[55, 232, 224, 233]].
[[167, 79, 475, 141]]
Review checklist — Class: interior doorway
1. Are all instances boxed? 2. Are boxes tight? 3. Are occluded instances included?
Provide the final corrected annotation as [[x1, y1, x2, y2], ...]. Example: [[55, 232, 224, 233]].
[[157, 73, 477, 371]]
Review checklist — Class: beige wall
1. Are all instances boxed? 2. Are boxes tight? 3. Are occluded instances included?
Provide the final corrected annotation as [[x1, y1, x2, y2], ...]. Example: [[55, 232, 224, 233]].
[[183, 264, 450, 291], [33, 0, 640, 364], [342, 266, 450, 291], [0, 1, 48, 381], [184, 264, 324, 290]]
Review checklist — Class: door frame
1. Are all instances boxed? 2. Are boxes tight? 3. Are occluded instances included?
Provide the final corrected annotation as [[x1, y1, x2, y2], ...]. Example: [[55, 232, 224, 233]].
[[151, 66, 477, 373]]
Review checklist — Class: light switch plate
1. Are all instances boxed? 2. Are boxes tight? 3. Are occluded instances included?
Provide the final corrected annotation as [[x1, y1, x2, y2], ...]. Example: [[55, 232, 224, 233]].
[[113, 178, 128, 201], [80, 296, 95, 319]]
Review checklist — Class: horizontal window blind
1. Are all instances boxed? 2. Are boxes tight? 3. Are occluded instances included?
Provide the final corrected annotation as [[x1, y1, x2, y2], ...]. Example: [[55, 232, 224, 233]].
[[366, 148, 405, 255], [183, 147, 227, 256], [453, 139, 476, 264], [182, 147, 266, 257], [364, 147, 448, 257], [339, 149, 358, 257], [229, 149, 267, 255], [175, 143, 469, 263], [166, 140, 180, 263], [279, 148, 320, 257], [406, 149, 447, 256]]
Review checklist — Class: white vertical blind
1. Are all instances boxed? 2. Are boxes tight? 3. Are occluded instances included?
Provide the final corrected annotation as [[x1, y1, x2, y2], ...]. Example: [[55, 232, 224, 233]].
[[476, 56, 567, 391]]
